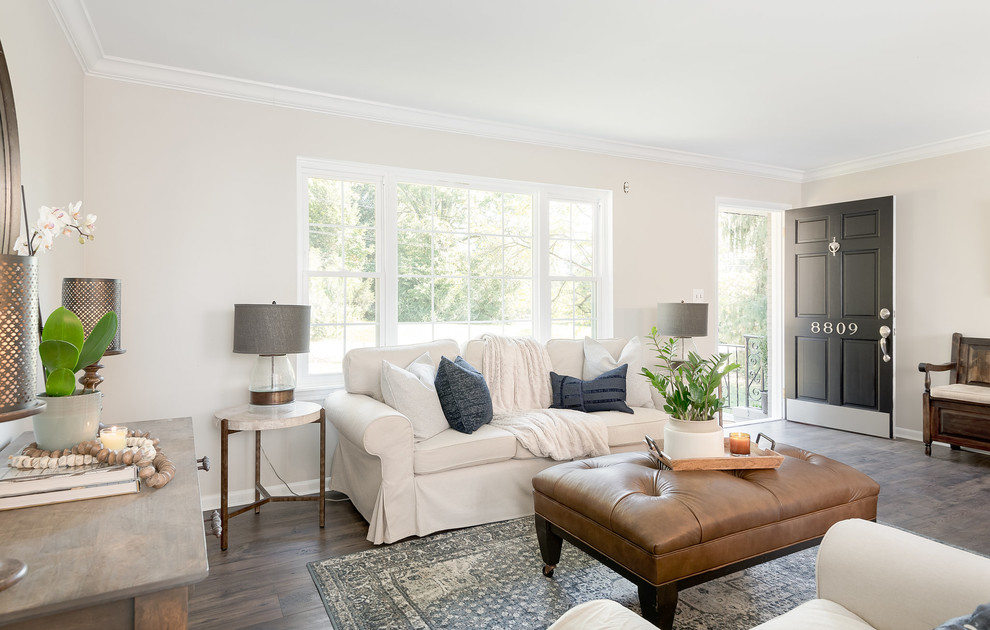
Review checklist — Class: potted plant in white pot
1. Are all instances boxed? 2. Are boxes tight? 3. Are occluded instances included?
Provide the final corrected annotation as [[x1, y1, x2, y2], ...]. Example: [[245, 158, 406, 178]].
[[641, 328, 741, 459], [11, 201, 109, 450], [33, 306, 118, 450]]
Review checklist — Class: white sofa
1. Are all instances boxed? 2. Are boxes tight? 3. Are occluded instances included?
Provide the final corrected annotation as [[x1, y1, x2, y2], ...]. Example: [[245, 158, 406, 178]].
[[324, 337, 668, 544], [548, 519, 990, 630]]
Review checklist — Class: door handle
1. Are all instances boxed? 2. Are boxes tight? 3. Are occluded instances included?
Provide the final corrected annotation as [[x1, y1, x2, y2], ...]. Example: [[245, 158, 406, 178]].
[[879, 325, 891, 363], [880, 308, 890, 320]]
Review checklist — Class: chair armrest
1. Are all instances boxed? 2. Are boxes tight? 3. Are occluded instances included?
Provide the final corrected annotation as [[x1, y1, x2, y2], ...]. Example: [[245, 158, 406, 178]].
[[324, 390, 413, 456], [817, 519, 990, 630], [918, 362, 955, 392]]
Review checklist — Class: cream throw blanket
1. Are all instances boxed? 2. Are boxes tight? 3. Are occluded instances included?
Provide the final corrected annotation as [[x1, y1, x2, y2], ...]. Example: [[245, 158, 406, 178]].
[[481, 334, 609, 461]]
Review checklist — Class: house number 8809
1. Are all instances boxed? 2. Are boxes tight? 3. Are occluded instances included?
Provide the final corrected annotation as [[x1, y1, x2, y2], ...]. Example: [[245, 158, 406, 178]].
[[810, 322, 858, 335]]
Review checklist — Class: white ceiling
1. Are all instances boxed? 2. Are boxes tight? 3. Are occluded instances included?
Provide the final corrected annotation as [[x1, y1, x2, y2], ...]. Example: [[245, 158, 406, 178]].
[[52, 0, 990, 181]]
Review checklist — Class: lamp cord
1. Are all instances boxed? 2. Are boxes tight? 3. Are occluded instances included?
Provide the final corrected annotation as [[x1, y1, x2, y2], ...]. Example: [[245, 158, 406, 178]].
[[259, 446, 350, 502]]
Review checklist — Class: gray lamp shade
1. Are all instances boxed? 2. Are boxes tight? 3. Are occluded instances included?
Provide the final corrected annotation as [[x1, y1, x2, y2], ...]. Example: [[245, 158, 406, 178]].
[[62, 278, 123, 353], [657, 302, 708, 338], [233, 303, 311, 355]]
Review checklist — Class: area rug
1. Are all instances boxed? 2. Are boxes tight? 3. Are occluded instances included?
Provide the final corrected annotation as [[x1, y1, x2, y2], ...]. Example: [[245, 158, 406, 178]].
[[308, 517, 817, 629]]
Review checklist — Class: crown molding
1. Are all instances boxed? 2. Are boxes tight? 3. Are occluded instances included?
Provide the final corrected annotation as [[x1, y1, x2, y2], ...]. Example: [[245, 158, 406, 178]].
[[802, 130, 990, 182], [49, 0, 804, 183], [48, 0, 103, 71], [49, 0, 990, 185]]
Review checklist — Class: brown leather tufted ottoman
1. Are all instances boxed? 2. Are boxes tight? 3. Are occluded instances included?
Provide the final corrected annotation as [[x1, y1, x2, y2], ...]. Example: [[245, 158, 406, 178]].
[[533, 445, 879, 629]]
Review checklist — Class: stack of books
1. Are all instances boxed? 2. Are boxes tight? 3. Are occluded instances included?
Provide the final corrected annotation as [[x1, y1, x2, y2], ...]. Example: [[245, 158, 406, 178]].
[[0, 461, 139, 510]]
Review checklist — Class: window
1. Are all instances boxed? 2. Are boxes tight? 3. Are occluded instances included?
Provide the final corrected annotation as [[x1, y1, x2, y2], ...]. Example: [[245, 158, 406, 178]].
[[549, 199, 597, 339], [298, 159, 611, 387], [302, 174, 381, 376], [395, 183, 534, 344]]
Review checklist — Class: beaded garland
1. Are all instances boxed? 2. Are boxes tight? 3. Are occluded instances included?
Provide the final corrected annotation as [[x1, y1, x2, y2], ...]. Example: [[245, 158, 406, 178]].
[[6, 429, 177, 488]]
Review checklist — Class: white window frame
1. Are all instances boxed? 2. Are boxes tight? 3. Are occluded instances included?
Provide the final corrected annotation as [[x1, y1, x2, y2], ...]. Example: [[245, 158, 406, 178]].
[[297, 158, 613, 391]]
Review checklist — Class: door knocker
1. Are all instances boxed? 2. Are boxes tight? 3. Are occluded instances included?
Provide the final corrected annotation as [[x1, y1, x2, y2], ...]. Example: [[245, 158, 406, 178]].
[[828, 237, 840, 256]]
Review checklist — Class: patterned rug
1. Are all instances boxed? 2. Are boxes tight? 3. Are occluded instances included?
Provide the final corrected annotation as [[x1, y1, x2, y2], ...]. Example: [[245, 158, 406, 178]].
[[308, 517, 817, 629]]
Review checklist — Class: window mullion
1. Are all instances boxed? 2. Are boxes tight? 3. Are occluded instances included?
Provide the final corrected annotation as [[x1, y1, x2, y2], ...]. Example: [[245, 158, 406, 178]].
[[535, 190, 550, 342], [596, 199, 614, 338], [381, 174, 398, 346]]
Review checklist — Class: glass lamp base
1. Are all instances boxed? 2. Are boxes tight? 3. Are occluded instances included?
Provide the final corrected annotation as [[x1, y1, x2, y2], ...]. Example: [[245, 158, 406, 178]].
[[248, 354, 296, 405]]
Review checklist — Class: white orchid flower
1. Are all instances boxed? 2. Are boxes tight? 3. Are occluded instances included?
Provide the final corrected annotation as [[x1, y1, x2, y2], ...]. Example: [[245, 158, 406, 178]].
[[77, 214, 98, 237], [37, 230, 55, 252], [48, 206, 69, 228], [14, 235, 30, 255], [18, 201, 91, 255]]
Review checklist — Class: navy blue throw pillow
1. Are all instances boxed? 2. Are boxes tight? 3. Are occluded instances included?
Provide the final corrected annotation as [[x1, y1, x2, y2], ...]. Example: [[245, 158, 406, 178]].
[[550, 364, 633, 414], [434, 356, 494, 434], [935, 602, 990, 630]]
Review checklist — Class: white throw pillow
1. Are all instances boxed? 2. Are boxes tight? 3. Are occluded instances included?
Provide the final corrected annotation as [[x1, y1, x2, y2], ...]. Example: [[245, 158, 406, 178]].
[[380, 352, 449, 441], [582, 337, 654, 408]]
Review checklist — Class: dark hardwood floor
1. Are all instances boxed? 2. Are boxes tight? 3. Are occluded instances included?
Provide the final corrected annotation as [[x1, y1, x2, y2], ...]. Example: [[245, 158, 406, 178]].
[[188, 420, 990, 629]]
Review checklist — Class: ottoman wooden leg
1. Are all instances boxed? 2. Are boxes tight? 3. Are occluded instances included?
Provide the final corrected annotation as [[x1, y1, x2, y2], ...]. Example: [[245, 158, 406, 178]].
[[638, 583, 678, 630], [535, 515, 562, 577]]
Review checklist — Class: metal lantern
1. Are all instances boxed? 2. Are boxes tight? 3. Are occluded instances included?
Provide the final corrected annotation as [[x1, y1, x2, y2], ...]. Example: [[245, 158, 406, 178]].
[[0, 254, 44, 421]]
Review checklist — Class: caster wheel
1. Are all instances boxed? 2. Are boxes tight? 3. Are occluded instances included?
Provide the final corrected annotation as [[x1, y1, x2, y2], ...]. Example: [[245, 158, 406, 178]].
[[542, 564, 555, 578]]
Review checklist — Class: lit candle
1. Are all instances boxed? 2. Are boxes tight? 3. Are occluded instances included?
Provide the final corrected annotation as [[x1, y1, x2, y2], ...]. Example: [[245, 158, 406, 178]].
[[100, 426, 127, 451], [729, 432, 751, 456]]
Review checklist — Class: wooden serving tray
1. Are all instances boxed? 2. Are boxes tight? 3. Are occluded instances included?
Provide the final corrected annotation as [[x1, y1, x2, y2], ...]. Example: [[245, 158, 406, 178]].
[[649, 438, 784, 471]]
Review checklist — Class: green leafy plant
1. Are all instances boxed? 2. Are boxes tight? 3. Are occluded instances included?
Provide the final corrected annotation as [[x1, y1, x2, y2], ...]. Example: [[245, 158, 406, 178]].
[[39, 306, 118, 396], [641, 326, 741, 421]]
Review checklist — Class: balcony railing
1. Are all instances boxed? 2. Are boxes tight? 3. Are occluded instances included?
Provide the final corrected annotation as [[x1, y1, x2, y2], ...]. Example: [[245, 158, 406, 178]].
[[718, 335, 766, 413]]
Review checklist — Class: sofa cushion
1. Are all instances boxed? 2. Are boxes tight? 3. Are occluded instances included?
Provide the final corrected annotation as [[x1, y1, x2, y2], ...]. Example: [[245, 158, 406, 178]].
[[380, 352, 448, 442], [583, 336, 654, 408], [344, 339, 460, 401], [435, 356, 494, 434], [547, 599, 656, 630], [749, 599, 873, 630], [550, 365, 633, 414], [547, 338, 627, 378], [930, 383, 990, 405], [513, 407, 667, 459], [413, 424, 516, 474]]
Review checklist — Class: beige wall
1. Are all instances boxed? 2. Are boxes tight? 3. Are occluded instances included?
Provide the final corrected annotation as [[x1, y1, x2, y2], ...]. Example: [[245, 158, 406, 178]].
[[81, 78, 799, 507], [0, 1, 84, 447], [803, 148, 990, 438]]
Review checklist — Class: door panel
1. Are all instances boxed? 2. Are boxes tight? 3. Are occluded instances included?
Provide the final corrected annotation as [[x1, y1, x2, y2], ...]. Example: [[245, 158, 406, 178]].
[[842, 212, 878, 238], [841, 339, 878, 408], [796, 337, 828, 401], [796, 254, 827, 317], [841, 251, 877, 317], [784, 196, 894, 438], [797, 217, 828, 242]]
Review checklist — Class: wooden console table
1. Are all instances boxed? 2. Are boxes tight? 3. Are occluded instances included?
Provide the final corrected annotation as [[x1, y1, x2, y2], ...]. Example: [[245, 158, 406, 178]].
[[0, 417, 208, 629]]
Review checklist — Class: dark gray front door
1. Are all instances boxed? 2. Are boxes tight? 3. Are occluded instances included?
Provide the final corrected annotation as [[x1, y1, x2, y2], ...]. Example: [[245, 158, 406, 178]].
[[784, 196, 894, 437]]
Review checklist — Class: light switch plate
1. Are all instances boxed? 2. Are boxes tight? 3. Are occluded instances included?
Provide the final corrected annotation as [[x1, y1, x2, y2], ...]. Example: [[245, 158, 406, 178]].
[[692, 289, 704, 303]]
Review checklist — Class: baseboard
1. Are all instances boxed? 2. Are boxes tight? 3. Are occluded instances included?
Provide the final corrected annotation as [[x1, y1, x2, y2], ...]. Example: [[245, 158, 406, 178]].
[[893, 427, 922, 442], [200, 477, 327, 513]]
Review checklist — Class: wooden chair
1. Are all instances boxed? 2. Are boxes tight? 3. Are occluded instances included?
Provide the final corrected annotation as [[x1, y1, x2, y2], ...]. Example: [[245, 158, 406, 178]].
[[919, 333, 990, 455]]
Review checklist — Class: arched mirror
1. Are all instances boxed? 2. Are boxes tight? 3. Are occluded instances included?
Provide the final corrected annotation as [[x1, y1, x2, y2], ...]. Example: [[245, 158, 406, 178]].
[[0, 37, 21, 255]]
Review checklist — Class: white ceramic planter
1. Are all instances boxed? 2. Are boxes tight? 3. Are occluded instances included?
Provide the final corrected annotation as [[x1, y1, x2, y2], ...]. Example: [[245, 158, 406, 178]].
[[32, 391, 102, 451], [663, 417, 724, 459]]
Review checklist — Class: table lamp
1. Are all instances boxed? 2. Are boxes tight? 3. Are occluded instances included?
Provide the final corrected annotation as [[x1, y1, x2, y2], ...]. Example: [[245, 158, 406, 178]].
[[233, 302, 311, 405], [62, 278, 124, 393], [656, 301, 708, 361]]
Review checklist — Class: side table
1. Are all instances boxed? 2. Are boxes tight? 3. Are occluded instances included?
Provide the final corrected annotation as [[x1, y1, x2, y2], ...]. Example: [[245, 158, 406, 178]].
[[215, 401, 326, 550]]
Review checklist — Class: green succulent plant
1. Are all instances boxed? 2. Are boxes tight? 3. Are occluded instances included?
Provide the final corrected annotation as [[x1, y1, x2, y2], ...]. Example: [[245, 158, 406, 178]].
[[39, 306, 118, 396], [641, 326, 741, 422]]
